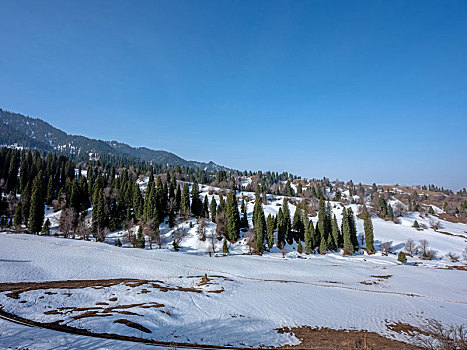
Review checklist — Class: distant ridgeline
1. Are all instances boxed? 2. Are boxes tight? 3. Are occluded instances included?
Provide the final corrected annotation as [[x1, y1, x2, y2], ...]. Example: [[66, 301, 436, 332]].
[[0, 108, 228, 172]]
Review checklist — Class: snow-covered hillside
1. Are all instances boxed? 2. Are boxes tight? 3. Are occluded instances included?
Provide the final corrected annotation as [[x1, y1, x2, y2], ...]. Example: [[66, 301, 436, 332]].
[[1, 180, 466, 349]]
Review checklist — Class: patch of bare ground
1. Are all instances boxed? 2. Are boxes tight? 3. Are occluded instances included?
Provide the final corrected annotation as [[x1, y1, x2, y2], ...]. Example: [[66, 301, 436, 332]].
[[0, 279, 144, 299], [436, 265, 467, 271], [113, 319, 151, 333], [386, 322, 430, 337], [371, 275, 392, 279], [278, 326, 421, 349], [438, 213, 467, 224], [436, 230, 467, 240]]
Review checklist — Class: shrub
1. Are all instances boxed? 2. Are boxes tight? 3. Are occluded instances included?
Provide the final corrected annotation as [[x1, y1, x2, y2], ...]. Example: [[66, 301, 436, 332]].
[[413, 220, 419, 228], [398, 251, 407, 263]]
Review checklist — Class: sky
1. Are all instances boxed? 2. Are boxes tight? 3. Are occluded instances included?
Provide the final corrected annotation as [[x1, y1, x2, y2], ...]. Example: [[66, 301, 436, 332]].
[[0, 0, 466, 190]]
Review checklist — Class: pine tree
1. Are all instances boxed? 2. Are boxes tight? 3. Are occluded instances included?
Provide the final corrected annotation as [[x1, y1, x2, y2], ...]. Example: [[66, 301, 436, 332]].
[[276, 208, 285, 247], [41, 218, 51, 234], [222, 238, 229, 255], [255, 207, 265, 253], [282, 198, 292, 244], [413, 220, 419, 228], [210, 198, 217, 222], [304, 220, 313, 254], [226, 192, 240, 241], [14, 202, 22, 228], [180, 183, 190, 217], [203, 195, 209, 218], [364, 211, 374, 252], [21, 181, 31, 225], [266, 214, 275, 249], [319, 235, 327, 254], [29, 171, 45, 234], [342, 207, 354, 254], [347, 208, 358, 248], [388, 204, 394, 220], [297, 240, 303, 254], [331, 214, 340, 249], [241, 199, 248, 229], [190, 180, 201, 217], [46, 175, 54, 205]]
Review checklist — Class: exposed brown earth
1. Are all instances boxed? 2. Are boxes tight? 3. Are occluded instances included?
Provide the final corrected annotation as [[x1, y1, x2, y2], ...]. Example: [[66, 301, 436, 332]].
[[278, 326, 422, 350]]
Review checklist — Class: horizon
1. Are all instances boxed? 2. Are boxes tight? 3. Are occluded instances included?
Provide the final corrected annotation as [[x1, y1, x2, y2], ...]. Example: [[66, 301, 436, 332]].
[[1, 0, 466, 190]]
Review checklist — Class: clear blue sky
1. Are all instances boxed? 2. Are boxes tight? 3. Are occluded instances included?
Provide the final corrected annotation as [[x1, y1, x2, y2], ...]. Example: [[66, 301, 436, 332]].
[[1, 0, 466, 190]]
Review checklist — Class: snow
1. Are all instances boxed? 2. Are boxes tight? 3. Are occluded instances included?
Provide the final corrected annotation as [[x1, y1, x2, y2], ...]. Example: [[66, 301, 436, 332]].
[[1, 180, 466, 348]]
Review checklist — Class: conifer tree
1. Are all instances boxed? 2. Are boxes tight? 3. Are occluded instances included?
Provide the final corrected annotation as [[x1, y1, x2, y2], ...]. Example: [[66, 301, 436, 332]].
[[255, 207, 265, 253], [46, 175, 54, 205], [364, 211, 374, 252], [252, 193, 262, 228], [304, 220, 313, 254], [226, 192, 240, 241], [297, 240, 303, 254], [331, 214, 340, 248], [319, 235, 327, 254], [282, 198, 292, 244], [388, 204, 394, 220], [41, 218, 50, 234], [190, 180, 202, 217], [222, 238, 229, 255], [14, 202, 22, 228], [175, 183, 181, 211], [180, 183, 190, 217], [266, 214, 275, 249], [21, 181, 31, 225], [276, 208, 285, 247], [203, 195, 209, 218], [348, 207, 358, 248], [210, 198, 217, 222], [241, 199, 248, 228], [342, 207, 354, 254], [29, 171, 45, 234]]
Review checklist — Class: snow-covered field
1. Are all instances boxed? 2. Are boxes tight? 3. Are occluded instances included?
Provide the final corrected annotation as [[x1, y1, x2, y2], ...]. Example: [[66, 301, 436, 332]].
[[1, 182, 466, 349]]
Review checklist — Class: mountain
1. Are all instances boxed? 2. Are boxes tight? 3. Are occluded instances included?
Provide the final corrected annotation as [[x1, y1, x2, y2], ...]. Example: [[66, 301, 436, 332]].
[[0, 108, 227, 171]]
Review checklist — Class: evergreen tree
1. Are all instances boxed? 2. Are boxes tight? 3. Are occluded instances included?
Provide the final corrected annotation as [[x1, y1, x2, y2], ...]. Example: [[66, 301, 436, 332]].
[[135, 225, 145, 249], [14, 202, 22, 228], [255, 206, 265, 253], [203, 195, 209, 218], [29, 171, 45, 234], [364, 211, 374, 252], [266, 214, 275, 249], [331, 214, 340, 249], [241, 199, 248, 229], [46, 175, 54, 205], [388, 204, 394, 220], [21, 181, 31, 225], [347, 207, 358, 248], [282, 198, 292, 244], [319, 235, 327, 254], [180, 183, 190, 217], [41, 218, 51, 234], [398, 251, 407, 263], [226, 192, 240, 241], [342, 207, 354, 254], [210, 198, 217, 222], [276, 208, 285, 247], [190, 180, 202, 216], [297, 240, 303, 254], [222, 238, 229, 255], [304, 220, 313, 254]]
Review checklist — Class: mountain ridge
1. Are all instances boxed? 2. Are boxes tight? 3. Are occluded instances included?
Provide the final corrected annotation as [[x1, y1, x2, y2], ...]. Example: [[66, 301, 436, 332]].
[[0, 108, 228, 171]]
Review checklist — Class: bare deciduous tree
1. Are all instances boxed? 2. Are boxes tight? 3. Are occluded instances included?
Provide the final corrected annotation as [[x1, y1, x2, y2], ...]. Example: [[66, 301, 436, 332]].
[[59, 208, 78, 238], [419, 239, 430, 257], [405, 238, 417, 255], [380, 242, 392, 254], [413, 318, 466, 350]]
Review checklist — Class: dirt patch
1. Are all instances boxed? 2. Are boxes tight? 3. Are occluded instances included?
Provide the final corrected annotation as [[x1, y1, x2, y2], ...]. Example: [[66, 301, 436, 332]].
[[386, 322, 430, 337], [278, 326, 421, 349], [0, 279, 144, 299], [371, 275, 392, 279], [73, 310, 112, 320], [109, 297, 118, 302], [436, 265, 467, 271], [114, 319, 151, 333]]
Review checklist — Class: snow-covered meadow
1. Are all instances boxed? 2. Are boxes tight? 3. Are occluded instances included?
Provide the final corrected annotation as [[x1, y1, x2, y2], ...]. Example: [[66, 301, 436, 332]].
[[1, 180, 466, 349]]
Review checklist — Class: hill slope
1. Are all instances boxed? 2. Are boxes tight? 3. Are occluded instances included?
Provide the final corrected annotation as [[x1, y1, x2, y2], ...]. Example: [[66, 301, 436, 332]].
[[0, 108, 227, 171]]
